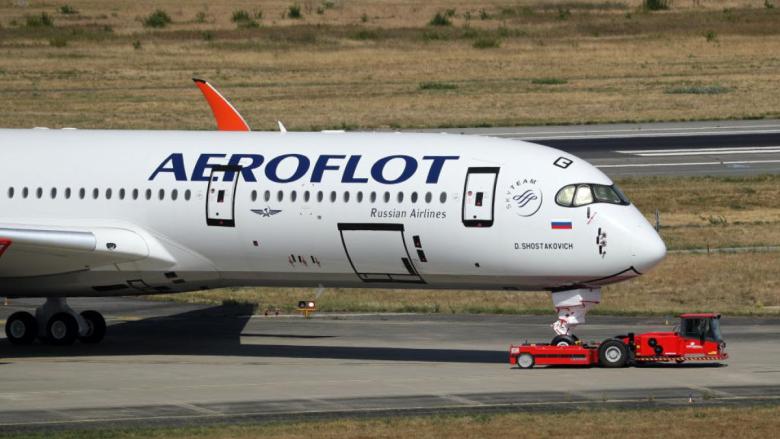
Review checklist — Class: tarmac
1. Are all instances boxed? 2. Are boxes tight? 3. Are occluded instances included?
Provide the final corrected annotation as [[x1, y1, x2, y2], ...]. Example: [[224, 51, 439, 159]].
[[1, 297, 778, 432]]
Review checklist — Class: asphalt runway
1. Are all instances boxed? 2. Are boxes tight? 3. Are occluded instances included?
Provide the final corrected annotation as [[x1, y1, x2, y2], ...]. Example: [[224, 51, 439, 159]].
[[428, 119, 780, 177], [1, 297, 779, 432]]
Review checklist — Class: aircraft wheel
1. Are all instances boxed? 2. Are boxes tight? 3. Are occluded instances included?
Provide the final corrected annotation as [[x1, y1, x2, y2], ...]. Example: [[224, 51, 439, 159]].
[[5, 311, 38, 345], [598, 339, 628, 368], [551, 335, 577, 346], [44, 312, 78, 346], [78, 310, 106, 344], [517, 353, 535, 369]]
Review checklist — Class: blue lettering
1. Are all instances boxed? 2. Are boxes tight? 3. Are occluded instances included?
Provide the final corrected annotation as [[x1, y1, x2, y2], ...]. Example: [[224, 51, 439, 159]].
[[422, 156, 459, 183], [149, 153, 187, 181], [226, 154, 264, 182], [342, 155, 369, 183], [371, 155, 417, 184], [311, 155, 345, 183], [192, 154, 227, 182], [265, 154, 310, 183]]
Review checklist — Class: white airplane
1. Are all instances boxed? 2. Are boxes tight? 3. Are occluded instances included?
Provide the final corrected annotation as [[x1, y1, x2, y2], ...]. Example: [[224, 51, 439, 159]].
[[0, 80, 666, 346]]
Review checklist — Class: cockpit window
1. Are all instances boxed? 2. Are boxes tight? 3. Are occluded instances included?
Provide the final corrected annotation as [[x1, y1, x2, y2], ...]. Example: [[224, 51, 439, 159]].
[[555, 185, 576, 206], [556, 184, 630, 207], [593, 185, 622, 204], [573, 184, 594, 206]]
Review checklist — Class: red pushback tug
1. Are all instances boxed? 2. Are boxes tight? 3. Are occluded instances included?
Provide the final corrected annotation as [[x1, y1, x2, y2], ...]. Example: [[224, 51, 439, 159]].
[[510, 313, 728, 368]]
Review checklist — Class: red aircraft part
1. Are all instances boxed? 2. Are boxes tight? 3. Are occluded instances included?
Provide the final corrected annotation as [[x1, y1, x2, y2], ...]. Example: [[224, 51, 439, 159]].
[[193, 78, 250, 132], [0, 239, 11, 258]]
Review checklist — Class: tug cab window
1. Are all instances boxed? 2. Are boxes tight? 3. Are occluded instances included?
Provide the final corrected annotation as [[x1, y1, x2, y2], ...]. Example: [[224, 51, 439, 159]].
[[555, 184, 630, 207]]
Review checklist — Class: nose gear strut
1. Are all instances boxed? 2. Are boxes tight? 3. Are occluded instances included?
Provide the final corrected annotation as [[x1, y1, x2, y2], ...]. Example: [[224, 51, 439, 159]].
[[551, 288, 601, 336]]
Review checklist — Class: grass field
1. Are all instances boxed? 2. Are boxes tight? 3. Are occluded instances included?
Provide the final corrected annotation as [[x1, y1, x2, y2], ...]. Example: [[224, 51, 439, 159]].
[[154, 175, 780, 316], [5, 405, 779, 439], [0, 1, 779, 130]]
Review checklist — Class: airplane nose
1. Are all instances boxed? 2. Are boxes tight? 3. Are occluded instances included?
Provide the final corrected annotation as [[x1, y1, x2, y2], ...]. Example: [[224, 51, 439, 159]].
[[632, 223, 667, 274]]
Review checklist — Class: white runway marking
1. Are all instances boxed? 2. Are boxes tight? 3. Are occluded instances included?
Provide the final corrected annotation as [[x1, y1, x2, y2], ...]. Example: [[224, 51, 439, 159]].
[[616, 146, 780, 157], [596, 159, 780, 168], [503, 127, 780, 140]]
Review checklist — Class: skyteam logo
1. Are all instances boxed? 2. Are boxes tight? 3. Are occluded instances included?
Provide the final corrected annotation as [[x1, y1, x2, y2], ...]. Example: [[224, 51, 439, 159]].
[[505, 179, 542, 217], [149, 153, 459, 185]]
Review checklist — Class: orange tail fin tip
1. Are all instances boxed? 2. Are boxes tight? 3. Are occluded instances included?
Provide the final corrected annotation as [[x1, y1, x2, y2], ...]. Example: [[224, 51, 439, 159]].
[[192, 78, 251, 132]]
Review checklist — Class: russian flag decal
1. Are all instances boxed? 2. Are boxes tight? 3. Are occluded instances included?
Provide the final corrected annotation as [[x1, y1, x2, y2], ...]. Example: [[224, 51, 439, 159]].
[[551, 220, 573, 230]]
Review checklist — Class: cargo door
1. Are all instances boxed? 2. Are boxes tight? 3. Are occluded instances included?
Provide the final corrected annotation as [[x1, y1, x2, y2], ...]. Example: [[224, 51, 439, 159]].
[[338, 224, 424, 283]]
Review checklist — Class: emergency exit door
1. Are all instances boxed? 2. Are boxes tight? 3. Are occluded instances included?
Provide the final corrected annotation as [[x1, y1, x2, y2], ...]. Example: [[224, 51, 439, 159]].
[[206, 165, 241, 227], [462, 167, 499, 227]]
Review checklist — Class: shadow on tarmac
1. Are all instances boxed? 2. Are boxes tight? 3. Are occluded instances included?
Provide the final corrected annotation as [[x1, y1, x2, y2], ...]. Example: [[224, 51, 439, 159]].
[[0, 304, 508, 364]]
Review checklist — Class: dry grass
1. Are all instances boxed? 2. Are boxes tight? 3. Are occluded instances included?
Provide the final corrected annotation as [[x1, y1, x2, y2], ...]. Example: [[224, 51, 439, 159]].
[[6, 405, 780, 439], [155, 251, 780, 316], [617, 175, 780, 249], [0, 1, 778, 130]]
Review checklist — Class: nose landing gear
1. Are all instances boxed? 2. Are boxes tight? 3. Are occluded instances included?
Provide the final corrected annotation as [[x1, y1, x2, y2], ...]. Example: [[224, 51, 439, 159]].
[[550, 288, 601, 344], [4, 298, 106, 345]]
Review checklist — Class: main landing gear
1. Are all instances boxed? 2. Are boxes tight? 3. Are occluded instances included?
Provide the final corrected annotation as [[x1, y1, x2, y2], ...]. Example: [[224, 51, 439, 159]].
[[549, 288, 601, 345], [5, 298, 106, 346]]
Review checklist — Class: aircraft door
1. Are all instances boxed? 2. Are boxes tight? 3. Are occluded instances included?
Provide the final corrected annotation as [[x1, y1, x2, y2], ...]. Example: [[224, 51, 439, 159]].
[[338, 224, 424, 283], [206, 165, 241, 227], [462, 167, 499, 227]]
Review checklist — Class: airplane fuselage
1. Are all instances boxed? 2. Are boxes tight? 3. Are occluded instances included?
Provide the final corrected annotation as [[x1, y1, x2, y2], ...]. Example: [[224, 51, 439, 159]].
[[0, 129, 666, 298]]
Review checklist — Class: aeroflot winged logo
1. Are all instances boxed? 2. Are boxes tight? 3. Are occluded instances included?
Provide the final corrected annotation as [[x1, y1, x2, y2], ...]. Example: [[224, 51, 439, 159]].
[[149, 153, 460, 184]]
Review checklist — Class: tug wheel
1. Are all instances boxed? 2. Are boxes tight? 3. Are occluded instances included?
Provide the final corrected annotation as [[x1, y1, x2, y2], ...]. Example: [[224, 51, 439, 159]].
[[517, 353, 535, 369], [598, 339, 628, 368]]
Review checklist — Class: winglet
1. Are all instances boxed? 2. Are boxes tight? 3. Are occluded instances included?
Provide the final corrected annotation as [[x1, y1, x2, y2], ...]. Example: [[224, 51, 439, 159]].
[[277, 121, 287, 133], [193, 78, 251, 132]]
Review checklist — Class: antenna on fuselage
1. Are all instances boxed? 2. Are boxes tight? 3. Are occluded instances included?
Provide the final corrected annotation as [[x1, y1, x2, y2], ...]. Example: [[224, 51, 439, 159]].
[[192, 78, 251, 132]]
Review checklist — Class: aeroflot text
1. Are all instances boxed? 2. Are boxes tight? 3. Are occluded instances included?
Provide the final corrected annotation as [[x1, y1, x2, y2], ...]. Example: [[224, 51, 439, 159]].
[[149, 154, 460, 184]]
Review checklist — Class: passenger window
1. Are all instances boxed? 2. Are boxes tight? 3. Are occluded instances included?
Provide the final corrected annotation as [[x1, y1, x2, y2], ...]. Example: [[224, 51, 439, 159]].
[[556, 185, 576, 207], [397, 192, 404, 203], [36, 187, 43, 199], [291, 190, 297, 202], [383, 191, 390, 203], [370, 191, 377, 203], [93, 188, 99, 200], [106, 188, 112, 200], [277, 190, 284, 202], [50, 188, 57, 199], [343, 191, 350, 202], [251, 190, 257, 202], [411, 192, 418, 203], [145, 189, 152, 200], [65, 188, 71, 199], [22, 187, 29, 199], [330, 191, 337, 202], [317, 191, 324, 202], [573, 184, 593, 207], [357, 191, 363, 203], [119, 188, 125, 200], [304, 191, 311, 202], [132, 189, 139, 200], [171, 189, 178, 201], [264, 190, 271, 202], [425, 192, 432, 203], [8, 187, 14, 199], [440, 192, 447, 203], [79, 188, 85, 199], [184, 189, 191, 201], [158, 189, 165, 200]]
